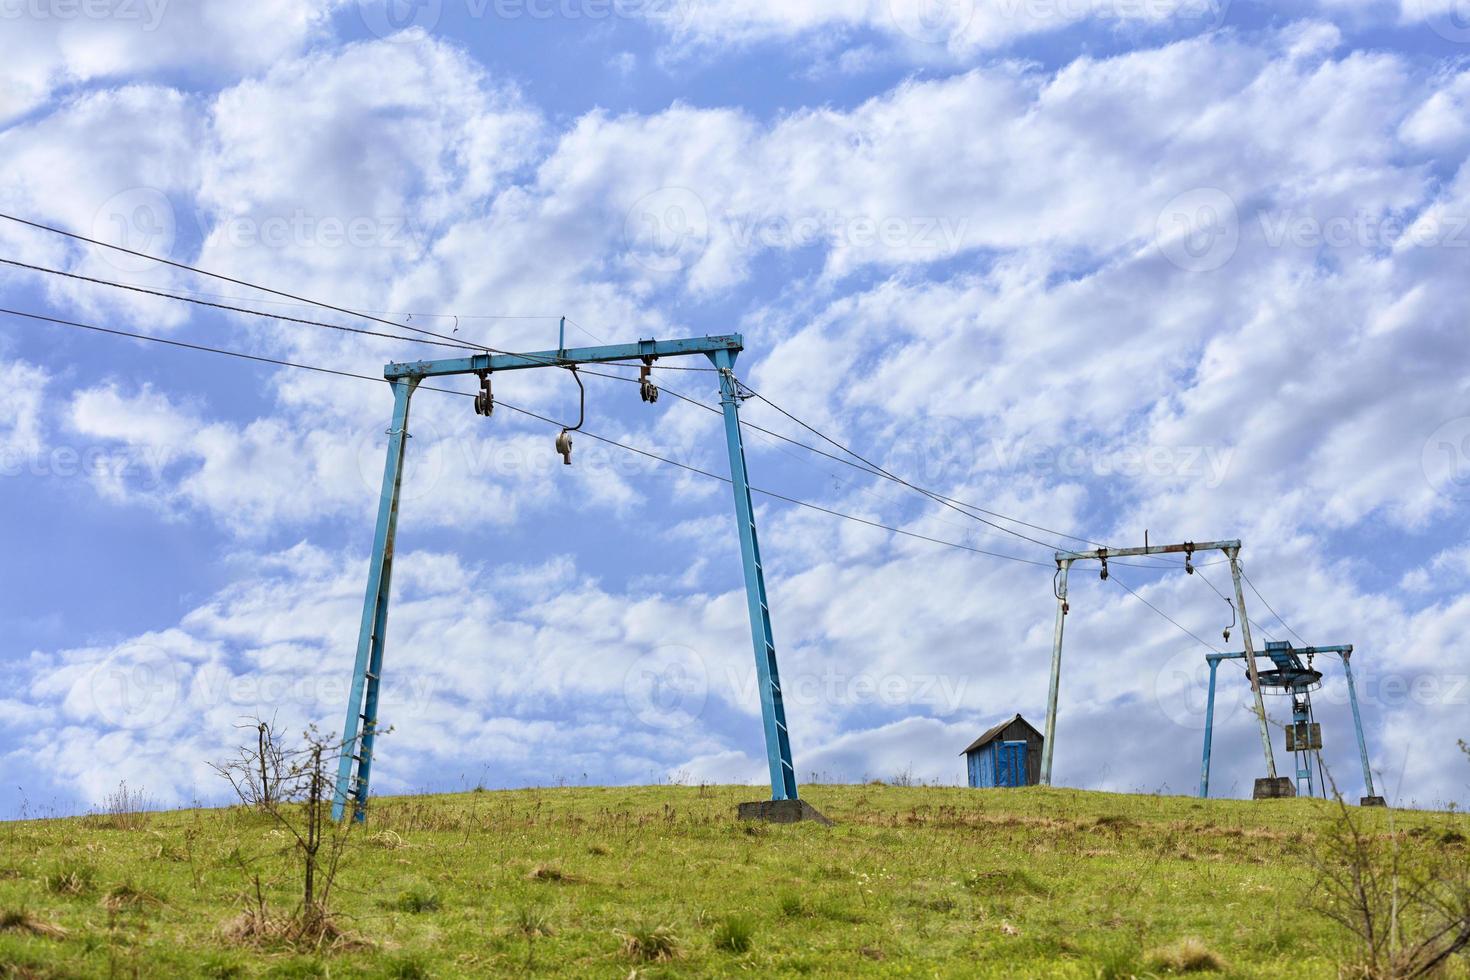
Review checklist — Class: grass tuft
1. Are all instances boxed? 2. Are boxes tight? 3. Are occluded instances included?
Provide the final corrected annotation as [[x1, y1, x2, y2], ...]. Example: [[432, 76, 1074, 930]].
[[712, 913, 755, 953], [384, 883, 440, 914], [100, 881, 165, 911], [1145, 937, 1227, 973], [526, 863, 574, 883], [381, 953, 432, 979], [1095, 946, 1143, 979], [43, 861, 96, 896], [366, 830, 407, 850], [0, 908, 68, 939], [777, 891, 805, 918], [620, 922, 679, 961]]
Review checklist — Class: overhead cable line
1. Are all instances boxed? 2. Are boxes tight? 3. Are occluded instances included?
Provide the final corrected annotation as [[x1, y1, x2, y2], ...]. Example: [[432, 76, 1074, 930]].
[[0, 306, 1051, 568], [0, 257, 486, 353], [5, 240, 1169, 556], [5, 213, 1266, 596], [1241, 568, 1307, 646], [735, 381, 1090, 555], [1107, 573, 1223, 654], [0, 213, 492, 351]]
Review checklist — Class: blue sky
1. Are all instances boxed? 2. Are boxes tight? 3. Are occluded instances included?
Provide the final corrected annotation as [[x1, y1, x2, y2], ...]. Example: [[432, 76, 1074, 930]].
[[2, 0, 1469, 817]]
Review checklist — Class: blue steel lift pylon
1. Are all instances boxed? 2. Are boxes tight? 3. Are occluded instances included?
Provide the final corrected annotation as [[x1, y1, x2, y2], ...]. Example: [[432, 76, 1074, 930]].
[[332, 334, 799, 821], [1200, 642, 1383, 805]]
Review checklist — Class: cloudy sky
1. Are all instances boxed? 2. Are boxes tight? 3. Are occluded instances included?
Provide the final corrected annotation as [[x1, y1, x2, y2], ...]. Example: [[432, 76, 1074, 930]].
[[1, 0, 1468, 816]]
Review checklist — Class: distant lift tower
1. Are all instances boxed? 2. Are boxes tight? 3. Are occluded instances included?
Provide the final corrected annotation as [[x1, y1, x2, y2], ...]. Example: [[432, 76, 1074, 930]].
[[1201, 642, 1385, 806], [1043, 539, 1286, 798], [332, 332, 799, 821]]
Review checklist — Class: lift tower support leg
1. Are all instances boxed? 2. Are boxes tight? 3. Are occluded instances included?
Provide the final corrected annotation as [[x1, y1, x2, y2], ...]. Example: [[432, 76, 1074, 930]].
[[334, 376, 419, 822], [1200, 654, 1222, 797], [712, 348, 798, 801], [1225, 546, 1281, 792], [1040, 559, 1071, 786], [1342, 648, 1385, 806]]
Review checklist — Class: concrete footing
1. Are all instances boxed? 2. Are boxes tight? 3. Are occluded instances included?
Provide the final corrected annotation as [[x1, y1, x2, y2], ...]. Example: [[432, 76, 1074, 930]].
[[1252, 777, 1297, 799], [1360, 796, 1387, 807], [737, 799, 834, 826]]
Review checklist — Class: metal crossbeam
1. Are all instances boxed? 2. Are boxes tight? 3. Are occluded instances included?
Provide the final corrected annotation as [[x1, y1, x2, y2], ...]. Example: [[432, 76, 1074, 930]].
[[384, 336, 743, 380], [1054, 539, 1241, 561], [333, 333, 799, 821]]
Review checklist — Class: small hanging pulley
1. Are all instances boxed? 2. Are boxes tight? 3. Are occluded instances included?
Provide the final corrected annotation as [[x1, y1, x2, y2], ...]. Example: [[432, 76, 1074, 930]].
[[639, 357, 659, 404], [1098, 549, 1109, 581], [1184, 541, 1195, 575], [474, 372, 494, 417], [554, 365, 585, 466]]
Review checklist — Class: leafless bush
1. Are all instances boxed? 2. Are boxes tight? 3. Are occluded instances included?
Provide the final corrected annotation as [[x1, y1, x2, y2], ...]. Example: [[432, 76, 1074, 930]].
[[209, 715, 288, 810], [1312, 788, 1470, 978], [213, 724, 363, 950]]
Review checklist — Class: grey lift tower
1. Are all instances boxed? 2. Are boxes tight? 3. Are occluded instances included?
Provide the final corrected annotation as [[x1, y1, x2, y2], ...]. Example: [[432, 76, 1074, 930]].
[[1043, 539, 1295, 800]]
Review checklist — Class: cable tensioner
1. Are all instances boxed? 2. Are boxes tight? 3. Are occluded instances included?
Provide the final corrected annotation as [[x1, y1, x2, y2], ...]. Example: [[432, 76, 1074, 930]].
[[639, 357, 659, 404], [474, 372, 494, 417]]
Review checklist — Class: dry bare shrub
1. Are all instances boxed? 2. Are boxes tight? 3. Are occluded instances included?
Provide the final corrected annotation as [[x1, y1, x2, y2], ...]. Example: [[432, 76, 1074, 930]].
[[211, 725, 364, 953], [1312, 794, 1470, 978], [208, 715, 288, 810], [79, 782, 153, 831]]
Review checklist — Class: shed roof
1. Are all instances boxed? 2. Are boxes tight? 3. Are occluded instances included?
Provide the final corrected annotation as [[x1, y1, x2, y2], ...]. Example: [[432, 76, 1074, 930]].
[[959, 713, 1043, 755]]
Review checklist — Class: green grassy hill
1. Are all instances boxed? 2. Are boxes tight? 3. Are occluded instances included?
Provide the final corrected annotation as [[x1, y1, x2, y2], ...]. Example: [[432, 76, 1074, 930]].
[[1, 784, 1467, 978]]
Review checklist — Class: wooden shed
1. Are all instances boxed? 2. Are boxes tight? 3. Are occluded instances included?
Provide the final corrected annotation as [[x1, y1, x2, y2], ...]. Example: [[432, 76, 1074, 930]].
[[961, 714, 1044, 788]]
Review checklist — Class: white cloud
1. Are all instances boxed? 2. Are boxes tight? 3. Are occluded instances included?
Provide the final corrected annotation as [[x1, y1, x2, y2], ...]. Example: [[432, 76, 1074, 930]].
[[660, 0, 1233, 58], [0, 0, 343, 124], [0, 358, 49, 457], [0, 85, 204, 327], [196, 32, 544, 306]]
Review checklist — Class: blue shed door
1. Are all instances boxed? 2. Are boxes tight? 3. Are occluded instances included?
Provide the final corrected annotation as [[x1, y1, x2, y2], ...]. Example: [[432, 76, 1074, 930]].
[[996, 740, 1028, 787]]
